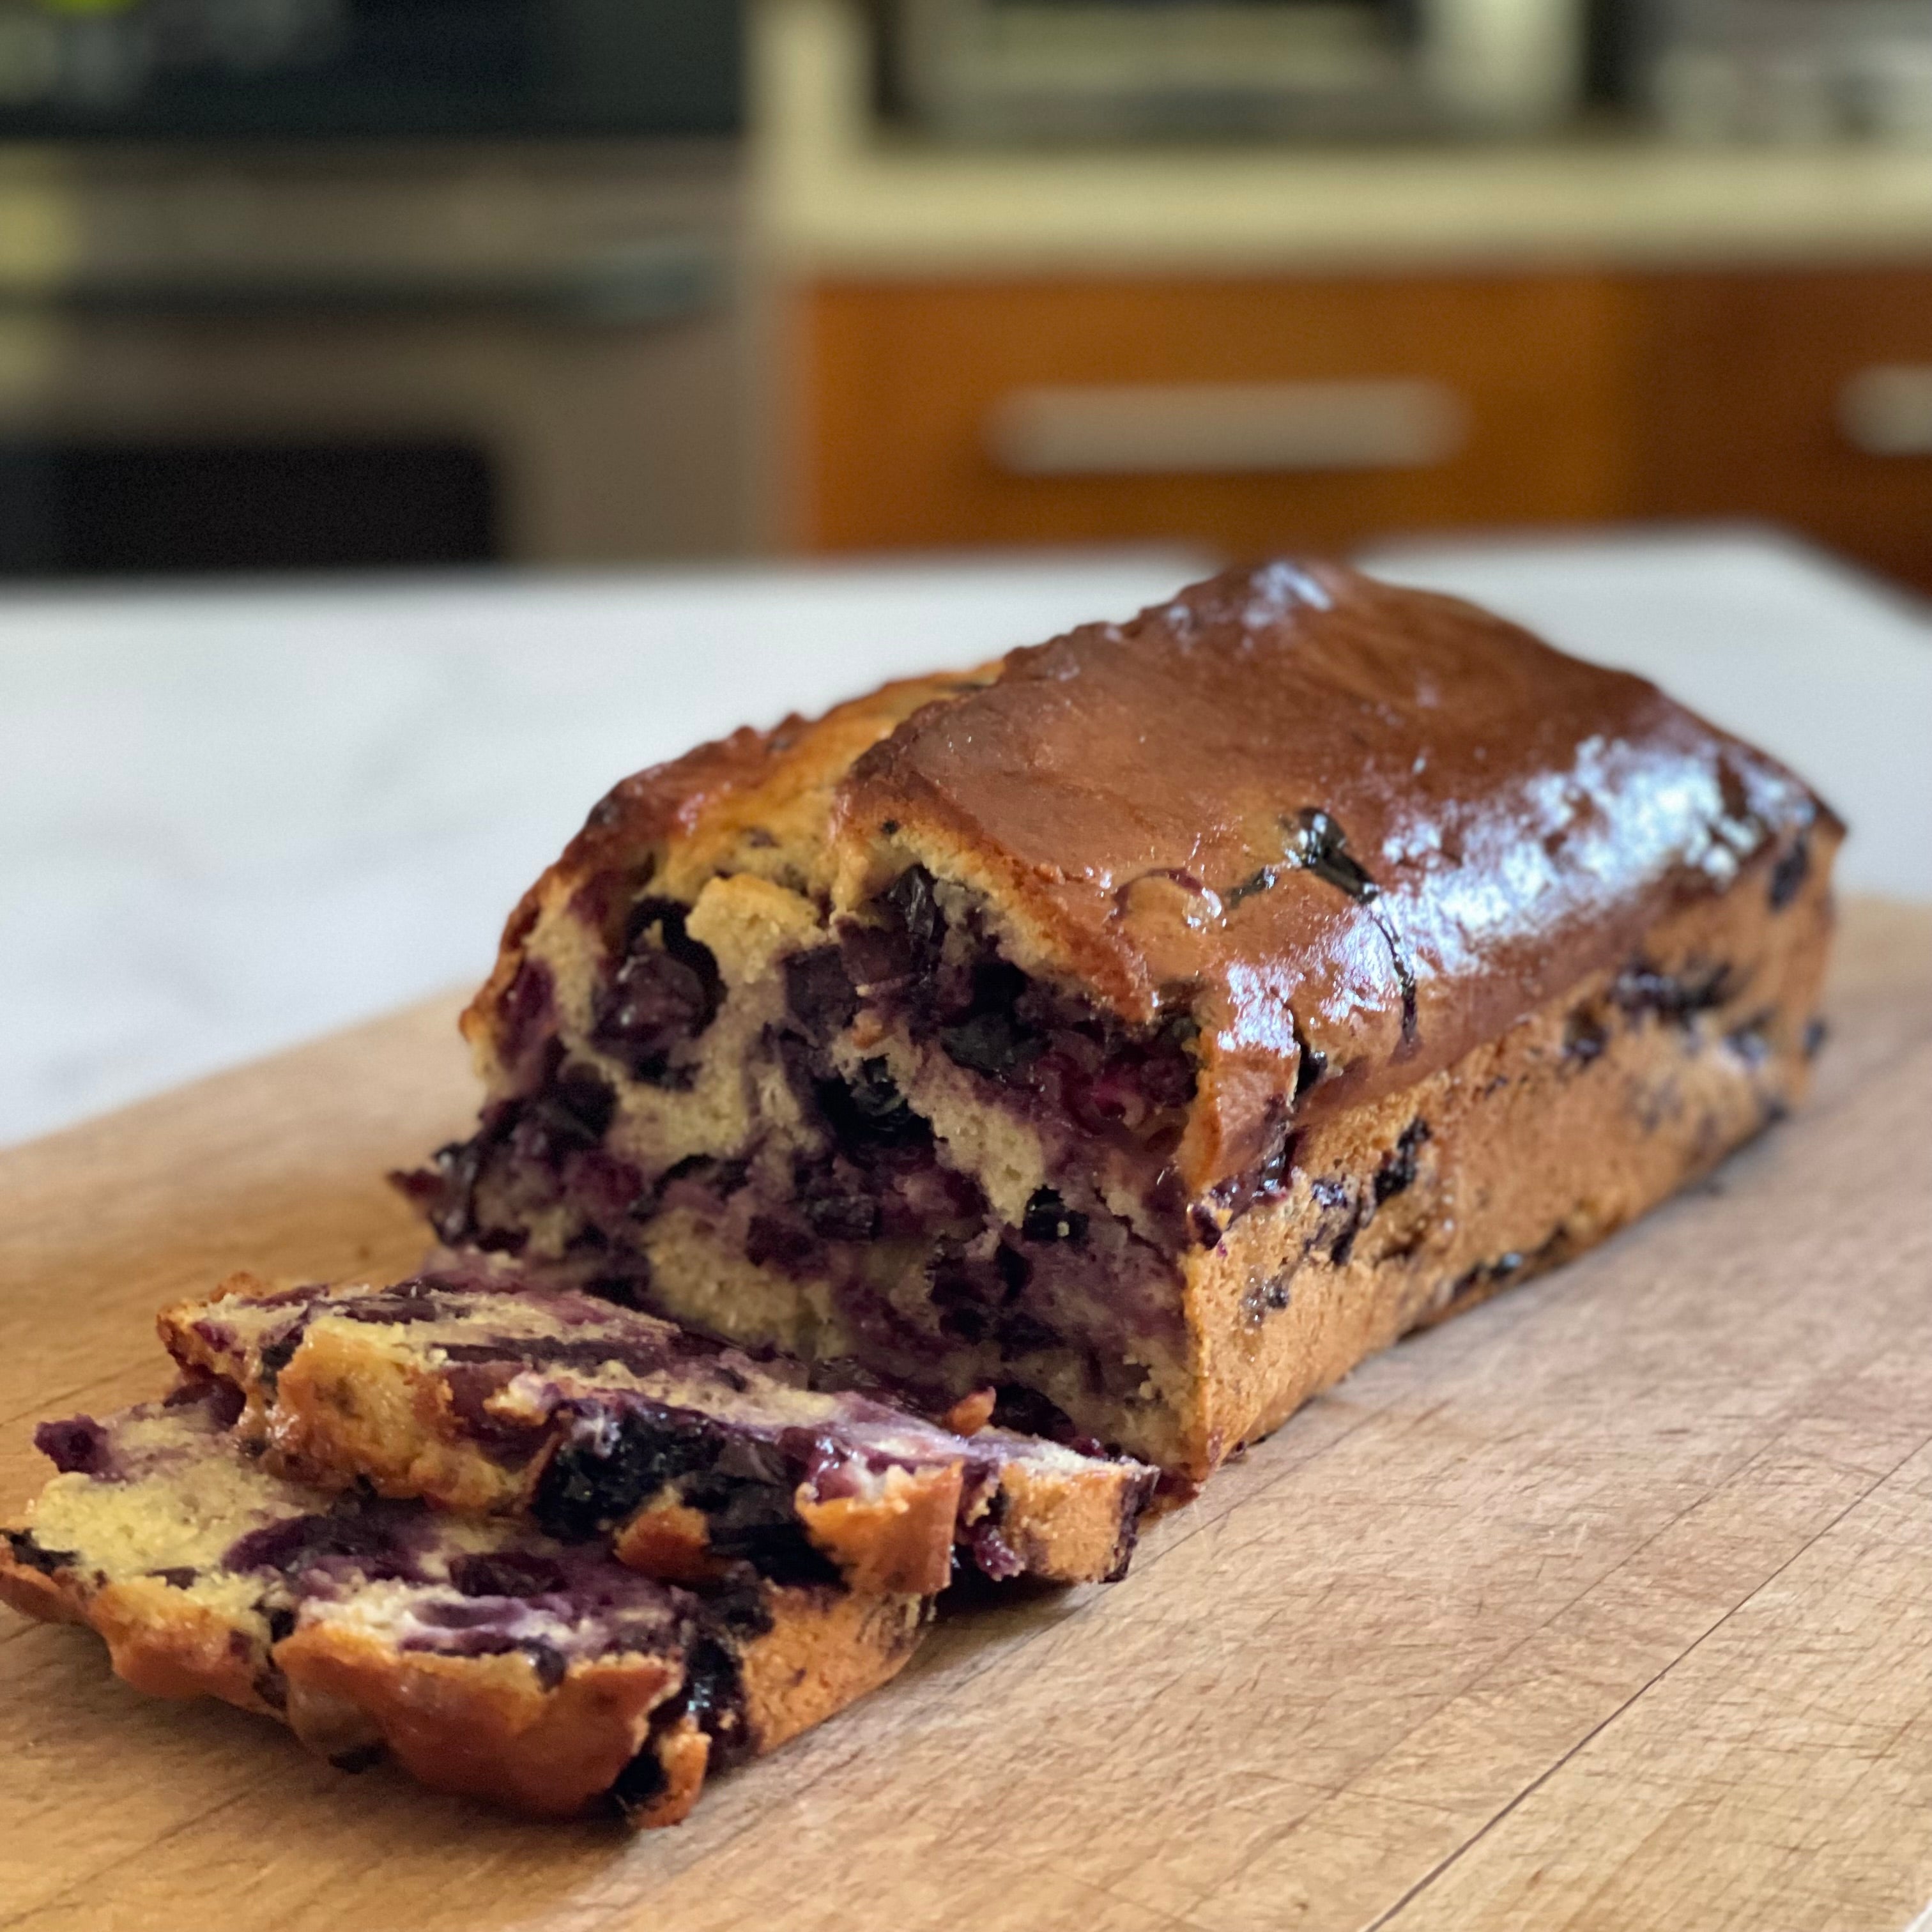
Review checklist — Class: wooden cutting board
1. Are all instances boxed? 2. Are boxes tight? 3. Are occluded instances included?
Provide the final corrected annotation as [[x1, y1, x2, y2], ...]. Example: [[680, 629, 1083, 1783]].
[[4, 899, 1931, 1932]]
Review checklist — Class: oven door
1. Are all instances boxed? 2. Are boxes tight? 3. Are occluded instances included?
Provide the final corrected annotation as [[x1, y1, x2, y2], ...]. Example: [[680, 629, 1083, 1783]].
[[0, 147, 751, 574]]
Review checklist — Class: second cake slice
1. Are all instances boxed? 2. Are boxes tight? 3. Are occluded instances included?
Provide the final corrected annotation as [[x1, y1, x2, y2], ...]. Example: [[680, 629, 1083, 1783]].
[[161, 1268, 1156, 1595]]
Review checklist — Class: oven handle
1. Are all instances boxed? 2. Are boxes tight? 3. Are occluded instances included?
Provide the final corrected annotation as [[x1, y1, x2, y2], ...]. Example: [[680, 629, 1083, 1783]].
[[3, 239, 727, 327]]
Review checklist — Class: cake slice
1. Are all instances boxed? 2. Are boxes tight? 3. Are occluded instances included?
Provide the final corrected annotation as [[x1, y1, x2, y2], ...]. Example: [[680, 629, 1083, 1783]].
[[397, 562, 1841, 1480], [159, 1268, 1155, 1594], [0, 1382, 926, 1825]]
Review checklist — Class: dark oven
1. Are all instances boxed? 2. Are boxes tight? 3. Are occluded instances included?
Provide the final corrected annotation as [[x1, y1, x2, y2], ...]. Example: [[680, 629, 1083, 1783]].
[[0, 0, 749, 574]]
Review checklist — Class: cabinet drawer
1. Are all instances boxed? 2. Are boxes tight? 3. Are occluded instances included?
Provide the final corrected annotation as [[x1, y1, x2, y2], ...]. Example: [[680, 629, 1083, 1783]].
[[794, 274, 1643, 555], [1643, 268, 1932, 590]]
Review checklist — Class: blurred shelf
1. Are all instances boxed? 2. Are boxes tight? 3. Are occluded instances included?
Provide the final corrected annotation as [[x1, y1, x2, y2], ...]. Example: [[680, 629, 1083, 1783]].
[[754, 0, 1932, 277]]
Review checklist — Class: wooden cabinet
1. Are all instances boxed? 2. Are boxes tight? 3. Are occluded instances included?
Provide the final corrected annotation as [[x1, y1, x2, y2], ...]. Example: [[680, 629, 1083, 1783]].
[[795, 274, 1646, 557], [792, 265, 1932, 589], [1639, 268, 1932, 592]]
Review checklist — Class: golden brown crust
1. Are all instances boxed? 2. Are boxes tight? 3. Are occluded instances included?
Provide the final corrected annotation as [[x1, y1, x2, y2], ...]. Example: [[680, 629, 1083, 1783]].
[[0, 1554, 273, 1713], [736, 1585, 928, 1756], [597, 829, 1837, 1482], [88, 1580, 274, 1708], [0, 1551, 84, 1626], [630, 1713, 711, 1828], [282, 1676, 386, 1763], [941, 1388, 999, 1436], [793, 1462, 965, 1598], [1172, 830, 1839, 1477], [990, 1459, 1144, 1585], [274, 1623, 680, 1821], [8, 1551, 925, 1828]]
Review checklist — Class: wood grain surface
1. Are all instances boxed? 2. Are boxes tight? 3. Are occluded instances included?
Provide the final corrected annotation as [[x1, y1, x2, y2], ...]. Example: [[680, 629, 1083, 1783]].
[[3, 900, 1930, 1932]]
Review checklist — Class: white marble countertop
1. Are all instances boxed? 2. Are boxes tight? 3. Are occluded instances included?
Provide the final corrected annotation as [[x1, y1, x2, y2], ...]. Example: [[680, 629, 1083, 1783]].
[[2, 528, 1926, 1151]]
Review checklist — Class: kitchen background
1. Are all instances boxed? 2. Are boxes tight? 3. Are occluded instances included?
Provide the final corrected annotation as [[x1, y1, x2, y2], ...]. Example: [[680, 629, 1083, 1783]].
[[0, 0, 1930, 587]]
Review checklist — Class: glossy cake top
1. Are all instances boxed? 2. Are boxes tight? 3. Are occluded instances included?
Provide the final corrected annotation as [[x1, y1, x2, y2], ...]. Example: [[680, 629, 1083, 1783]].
[[836, 564, 1834, 1146], [468, 562, 1836, 1192]]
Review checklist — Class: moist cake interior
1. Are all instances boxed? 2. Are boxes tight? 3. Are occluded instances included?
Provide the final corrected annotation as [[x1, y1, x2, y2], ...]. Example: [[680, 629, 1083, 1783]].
[[400, 843, 1823, 1473]]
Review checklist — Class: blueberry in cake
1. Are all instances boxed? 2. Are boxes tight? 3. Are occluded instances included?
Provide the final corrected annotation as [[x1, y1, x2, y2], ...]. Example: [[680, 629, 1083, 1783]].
[[160, 1269, 1156, 1594], [0, 1383, 927, 1825], [399, 562, 1841, 1480]]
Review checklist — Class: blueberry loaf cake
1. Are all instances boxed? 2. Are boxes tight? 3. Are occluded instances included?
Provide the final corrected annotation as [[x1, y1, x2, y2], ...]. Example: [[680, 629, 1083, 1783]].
[[0, 1383, 927, 1825], [160, 1269, 1155, 1593], [401, 562, 1840, 1481]]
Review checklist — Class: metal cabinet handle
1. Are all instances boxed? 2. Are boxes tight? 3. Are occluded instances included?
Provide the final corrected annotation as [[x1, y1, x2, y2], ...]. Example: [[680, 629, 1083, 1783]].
[[1837, 365, 1932, 457], [986, 379, 1469, 477]]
